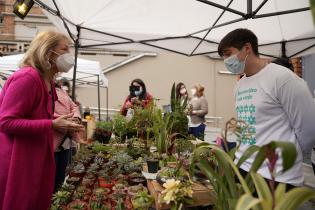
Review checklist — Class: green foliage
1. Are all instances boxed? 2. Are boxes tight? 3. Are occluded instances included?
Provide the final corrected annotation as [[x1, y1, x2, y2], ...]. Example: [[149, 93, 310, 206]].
[[153, 109, 170, 154], [91, 142, 112, 153], [170, 83, 188, 136], [311, 0, 315, 24], [131, 190, 154, 210], [52, 191, 71, 206], [191, 139, 315, 210], [112, 113, 129, 140], [95, 121, 113, 131], [132, 102, 155, 140]]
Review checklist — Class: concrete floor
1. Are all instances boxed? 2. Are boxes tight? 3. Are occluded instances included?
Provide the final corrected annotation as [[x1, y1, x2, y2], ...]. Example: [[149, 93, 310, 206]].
[[298, 164, 315, 210]]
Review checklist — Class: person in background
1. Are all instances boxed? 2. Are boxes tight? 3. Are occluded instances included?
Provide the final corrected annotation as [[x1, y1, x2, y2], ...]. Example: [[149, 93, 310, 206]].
[[176, 82, 189, 105], [0, 31, 83, 210], [218, 28, 315, 188], [53, 82, 84, 192], [60, 79, 83, 115], [188, 84, 208, 140], [121, 78, 153, 116], [272, 57, 294, 71], [58, 79, 83, 158]]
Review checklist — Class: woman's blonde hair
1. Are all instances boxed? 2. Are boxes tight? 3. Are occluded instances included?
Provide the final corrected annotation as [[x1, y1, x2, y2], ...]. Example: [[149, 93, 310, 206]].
[[194, 84, 205, 97], [20, 30, 71, 77]]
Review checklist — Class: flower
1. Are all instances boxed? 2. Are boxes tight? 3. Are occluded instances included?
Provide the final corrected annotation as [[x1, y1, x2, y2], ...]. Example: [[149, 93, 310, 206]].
[[161, 179, 193, 208], [162, 179, 180, 191]]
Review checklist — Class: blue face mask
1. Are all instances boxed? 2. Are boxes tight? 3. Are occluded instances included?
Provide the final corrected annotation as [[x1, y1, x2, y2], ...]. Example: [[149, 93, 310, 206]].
[[224, 53, 248, 74]]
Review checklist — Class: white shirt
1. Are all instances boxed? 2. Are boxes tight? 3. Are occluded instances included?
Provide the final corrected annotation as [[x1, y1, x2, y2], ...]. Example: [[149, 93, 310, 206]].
[[234, 63, 315, 185]]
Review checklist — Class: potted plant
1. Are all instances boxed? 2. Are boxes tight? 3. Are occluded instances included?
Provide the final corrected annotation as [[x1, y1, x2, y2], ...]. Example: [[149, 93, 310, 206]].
[[67, 199, 90, 210], [131, 190, 154, 210], [147, 152, 159, 173], [51, 191, 71, 209], [66, 177, 81, 186], [112, 114, 129, 142], [69, 163, 85, 178], [98, 172, 114, 189], [60, 183, 76, 195], [160, 179, 193, 210], [169, 83, 189, 136], [93, 121, 113, 144], [127, 184, 147, 198]]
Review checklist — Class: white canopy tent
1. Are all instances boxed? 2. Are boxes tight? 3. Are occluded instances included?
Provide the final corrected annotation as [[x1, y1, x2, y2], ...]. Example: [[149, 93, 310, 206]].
[[37, 0, 314, 58], [0, 53, 108, 120], [0, 54, 108, 87]]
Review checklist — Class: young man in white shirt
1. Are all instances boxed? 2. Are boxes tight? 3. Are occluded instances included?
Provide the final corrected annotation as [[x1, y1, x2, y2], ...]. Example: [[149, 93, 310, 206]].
[[218, 28, 315, 188]]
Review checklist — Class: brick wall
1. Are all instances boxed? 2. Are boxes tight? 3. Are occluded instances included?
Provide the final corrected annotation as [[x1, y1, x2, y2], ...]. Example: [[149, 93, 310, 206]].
[[0, 0, 44, 40]]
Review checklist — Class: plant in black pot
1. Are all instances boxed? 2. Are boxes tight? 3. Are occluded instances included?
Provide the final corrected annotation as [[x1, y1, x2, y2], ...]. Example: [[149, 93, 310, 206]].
[[147, 152, 159, 174], [93, 121, 112, 144]]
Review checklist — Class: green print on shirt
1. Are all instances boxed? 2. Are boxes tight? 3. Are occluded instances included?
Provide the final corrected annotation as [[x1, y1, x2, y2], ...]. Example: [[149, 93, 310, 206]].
[[236, 88, 257, 145]]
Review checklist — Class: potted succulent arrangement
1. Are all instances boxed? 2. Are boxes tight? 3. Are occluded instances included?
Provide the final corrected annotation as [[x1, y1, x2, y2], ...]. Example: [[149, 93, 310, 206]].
[[131, 190, 154, 210], [51, 191, 72, 210], [93, 121, 113, 144], [127, 184, 147, 198], [97, 170, 114, 189], [66, 199, 90, 210]]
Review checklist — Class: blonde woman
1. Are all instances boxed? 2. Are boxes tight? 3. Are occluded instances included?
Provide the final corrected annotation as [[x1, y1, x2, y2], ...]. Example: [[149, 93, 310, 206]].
[[0, 31, 83, 210], [188, 84, 208, 140]]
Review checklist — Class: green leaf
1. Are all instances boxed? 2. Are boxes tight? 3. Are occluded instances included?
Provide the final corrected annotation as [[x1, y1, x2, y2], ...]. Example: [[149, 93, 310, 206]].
[[237, 145, 260, 168], [274, 187, 315, 210], [235, 194, 261, 210], [311, 0, 315, 24], [196, 144, 251, 194], [269, 141, 296, 172], [275, 183, 286, 206], [250, 172, 272, 209], [249, 147, 266, 173], [198, 160, 229, 196]]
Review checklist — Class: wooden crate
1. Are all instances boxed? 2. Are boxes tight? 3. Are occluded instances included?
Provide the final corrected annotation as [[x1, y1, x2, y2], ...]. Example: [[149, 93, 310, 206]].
[[147, 179, 216, 210]]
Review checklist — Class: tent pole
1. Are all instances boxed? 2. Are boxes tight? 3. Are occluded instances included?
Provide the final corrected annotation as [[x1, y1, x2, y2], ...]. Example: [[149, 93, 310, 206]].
[[247, 0, 252, 16], [281, 41, 287, 58], [189, 0, 234, 56], [71, 26, 80, 101], [106, 87, 109, 121], [97, 75, 101, 121], [196, 0, 245, 17]]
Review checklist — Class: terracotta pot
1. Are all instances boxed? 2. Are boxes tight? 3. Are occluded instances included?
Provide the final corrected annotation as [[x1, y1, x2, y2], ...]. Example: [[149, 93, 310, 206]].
[[99, 180, 114, 189]]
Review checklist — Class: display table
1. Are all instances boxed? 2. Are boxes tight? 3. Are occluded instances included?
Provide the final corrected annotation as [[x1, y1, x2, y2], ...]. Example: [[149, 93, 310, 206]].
[[146, 178, 215, 210]]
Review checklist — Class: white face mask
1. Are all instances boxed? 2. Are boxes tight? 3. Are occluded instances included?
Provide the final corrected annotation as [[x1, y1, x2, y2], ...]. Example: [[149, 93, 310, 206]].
[[191, 88, 197, 96], [134, 87, 143, 97], [61, 85, 69, 92], [51, 51, 75, 73], [180, 88, 187, 95]]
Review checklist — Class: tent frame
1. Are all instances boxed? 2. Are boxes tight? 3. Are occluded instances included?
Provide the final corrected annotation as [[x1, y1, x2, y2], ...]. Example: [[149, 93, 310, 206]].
[[31, 0, 313, 118], [33, 0, 313, 58]]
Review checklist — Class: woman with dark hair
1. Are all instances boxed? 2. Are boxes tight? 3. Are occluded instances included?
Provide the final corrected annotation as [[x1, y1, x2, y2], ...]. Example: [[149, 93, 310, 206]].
[[121, 78, 153, 116], [175, 82, 189, 105]]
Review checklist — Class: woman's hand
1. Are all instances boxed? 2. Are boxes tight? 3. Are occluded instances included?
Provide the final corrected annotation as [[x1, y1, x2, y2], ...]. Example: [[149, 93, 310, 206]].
[[52, 113, 84, 132], [125, 101, 133, 109]]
